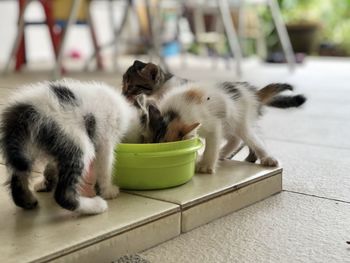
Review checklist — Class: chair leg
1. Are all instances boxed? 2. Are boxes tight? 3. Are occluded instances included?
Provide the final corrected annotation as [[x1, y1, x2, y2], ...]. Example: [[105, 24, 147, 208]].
[[268, 0, 295, 71], [41, 0, 60, 58], [86, 5, 103, 70], [217, 0, 243, 77], [108, 0, 117, 71], [52, 0, 82, 80], [256, 10, 267, 58], [15, 34, 26, 71], [3, 0, 30, 74], [237, 1, 246, 56], [145, 0, 169, 71]]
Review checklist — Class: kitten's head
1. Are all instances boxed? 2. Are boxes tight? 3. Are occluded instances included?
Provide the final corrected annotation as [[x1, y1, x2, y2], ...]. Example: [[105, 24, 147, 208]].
[[133, 95, 200, 143], [122, 60, 167, 101], [151, 109, 201, 143]]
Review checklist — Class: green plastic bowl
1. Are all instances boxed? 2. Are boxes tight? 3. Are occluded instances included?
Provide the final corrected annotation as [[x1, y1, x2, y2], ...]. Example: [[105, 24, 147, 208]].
[[113, 138, 203, 190]]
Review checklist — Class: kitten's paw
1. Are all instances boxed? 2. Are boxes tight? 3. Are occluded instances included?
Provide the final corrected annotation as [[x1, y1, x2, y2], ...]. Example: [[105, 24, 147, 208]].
[[196, 162, 216, 174], [77, 196, 108, 214], [261, 156, 279, 167], [101, 185, 119, 199], [16, 195, 38, 210]]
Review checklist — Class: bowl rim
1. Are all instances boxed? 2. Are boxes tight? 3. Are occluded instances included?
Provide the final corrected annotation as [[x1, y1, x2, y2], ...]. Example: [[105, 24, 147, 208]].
[[117, 137, 202, 153]]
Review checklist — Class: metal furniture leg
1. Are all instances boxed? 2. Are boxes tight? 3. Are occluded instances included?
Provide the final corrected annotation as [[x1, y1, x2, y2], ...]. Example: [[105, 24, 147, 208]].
[[86, 3, 103, 70], [145, 0, 169, 71], [52, 0, 82, 79], [217, 0, 243, 77], [268, 0, 295, 71]]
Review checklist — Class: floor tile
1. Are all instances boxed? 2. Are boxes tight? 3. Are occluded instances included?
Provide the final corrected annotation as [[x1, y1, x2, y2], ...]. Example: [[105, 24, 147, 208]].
[[128, 160, 281, 208], [235, 140, 350, 202], [181, 174, 281, 232], [52, 213, 180, 263], [0, 72, 122, 88], [0, 165, 179, 263], [141, 192, 350, 263], [260, 109, 350, 149], [127, 160, 282, 232]]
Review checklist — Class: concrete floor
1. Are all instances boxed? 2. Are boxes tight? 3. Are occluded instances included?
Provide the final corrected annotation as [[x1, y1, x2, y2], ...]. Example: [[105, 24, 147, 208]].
[[138, 57, 350, 263]]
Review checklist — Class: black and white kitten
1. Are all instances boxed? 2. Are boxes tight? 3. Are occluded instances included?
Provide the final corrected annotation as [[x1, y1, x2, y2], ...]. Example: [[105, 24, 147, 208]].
[[0, 79, 148, 214]]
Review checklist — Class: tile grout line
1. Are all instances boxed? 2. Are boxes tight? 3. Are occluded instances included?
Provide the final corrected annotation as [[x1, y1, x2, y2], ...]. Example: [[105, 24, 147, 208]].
[[265, 137, 350, 151], [283, 189, 350, 204], [124, 191, 181, 207]]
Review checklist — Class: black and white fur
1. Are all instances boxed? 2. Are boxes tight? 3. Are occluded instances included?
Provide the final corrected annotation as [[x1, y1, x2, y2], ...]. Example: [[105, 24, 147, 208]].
[[0, 79, 145, 214]]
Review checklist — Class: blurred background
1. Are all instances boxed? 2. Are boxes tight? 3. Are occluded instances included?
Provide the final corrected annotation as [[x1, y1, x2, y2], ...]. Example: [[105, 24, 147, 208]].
[[0, 0, 349, 78]]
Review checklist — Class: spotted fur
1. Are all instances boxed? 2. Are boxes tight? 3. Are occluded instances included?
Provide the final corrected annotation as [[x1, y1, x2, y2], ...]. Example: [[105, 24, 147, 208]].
[[0, 79, 146, 214], [122, 61, 306, 168], [150, 81, 306, 173]]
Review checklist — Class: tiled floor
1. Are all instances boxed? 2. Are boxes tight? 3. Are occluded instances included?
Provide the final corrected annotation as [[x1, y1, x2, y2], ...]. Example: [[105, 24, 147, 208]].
[[0, 165, 181, 263], [128, 160, 281, 232], [0, 65, 281, 262], [140, 57, 350, 262], [1, 56, 349, 262]]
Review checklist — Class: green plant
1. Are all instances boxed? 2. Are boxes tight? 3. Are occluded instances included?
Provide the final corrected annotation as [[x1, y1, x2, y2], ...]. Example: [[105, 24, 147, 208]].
[[262, 0, 350, 55], [277, 0, 322, 24], [320, 0, 350, 54]]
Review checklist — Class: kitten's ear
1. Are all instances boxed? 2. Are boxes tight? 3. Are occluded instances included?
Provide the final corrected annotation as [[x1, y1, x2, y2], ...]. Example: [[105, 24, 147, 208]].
[[139, 63, 159, 82], [134, 94, 147, 110], [133, 60, 147, 70], [183, 122, 201, 138]]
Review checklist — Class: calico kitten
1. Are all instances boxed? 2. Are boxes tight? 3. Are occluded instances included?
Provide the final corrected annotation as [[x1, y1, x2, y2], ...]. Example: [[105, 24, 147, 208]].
[[0, 79, 148, 214], [122, 60, 306, 163], [142, 82, 306, 174]]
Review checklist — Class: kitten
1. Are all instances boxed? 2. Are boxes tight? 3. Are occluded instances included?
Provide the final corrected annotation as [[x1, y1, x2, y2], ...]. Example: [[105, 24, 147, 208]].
[[142, 81, 306, 174], [122, 60, 306, 163], [122, 60, 188, 101], [0, 79, 147, 214], [122, 60, 305, 109]]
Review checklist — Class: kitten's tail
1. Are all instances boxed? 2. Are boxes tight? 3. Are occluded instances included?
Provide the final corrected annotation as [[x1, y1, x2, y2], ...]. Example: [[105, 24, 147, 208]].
[[257, 83, 306, 108]]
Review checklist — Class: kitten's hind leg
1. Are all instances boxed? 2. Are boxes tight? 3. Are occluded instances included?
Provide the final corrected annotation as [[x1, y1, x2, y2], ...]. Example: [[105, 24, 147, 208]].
[[34, 162, 58, 192], [10, 170, 38, 209], [219, 135, 241, 160], [54, 158, 107, 215], [54, 138, 107, 214], [239, 128, 278, 167], [94, 140, 119, 200], [245, 148, 258, 163]]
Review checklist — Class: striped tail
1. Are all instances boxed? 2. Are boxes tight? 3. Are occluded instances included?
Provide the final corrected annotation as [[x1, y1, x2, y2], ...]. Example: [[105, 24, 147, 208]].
[[257, 83, 306, 109]]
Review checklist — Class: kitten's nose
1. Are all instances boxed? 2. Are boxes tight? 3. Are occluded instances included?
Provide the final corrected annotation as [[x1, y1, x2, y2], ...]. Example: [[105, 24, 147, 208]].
[[126, 95, 135, 102]]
